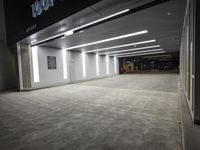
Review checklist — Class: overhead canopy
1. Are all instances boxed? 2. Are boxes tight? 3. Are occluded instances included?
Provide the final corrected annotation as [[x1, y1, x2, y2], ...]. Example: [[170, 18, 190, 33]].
[[3, 0, 101, 45]]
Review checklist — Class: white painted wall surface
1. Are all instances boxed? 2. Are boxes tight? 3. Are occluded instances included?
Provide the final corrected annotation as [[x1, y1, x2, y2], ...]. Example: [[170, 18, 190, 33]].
[[68, 51, 84, 81], [109, 56, 115, 75], [30, 46, 119, 88], [31, 47, 69, 87], [85, 53, 96, 79], [99, 55, 107, 77]]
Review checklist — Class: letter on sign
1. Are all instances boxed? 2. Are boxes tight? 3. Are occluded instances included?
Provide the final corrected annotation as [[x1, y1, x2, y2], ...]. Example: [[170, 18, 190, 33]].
[[31, 0, 54, 18]]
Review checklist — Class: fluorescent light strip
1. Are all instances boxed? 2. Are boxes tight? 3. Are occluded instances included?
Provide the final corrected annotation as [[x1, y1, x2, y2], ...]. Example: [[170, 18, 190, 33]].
[[96, 54, 99, 76], [143, 55, 171, 58], [101, 45, 160, 55], [82, 52, 86, 77], [117, 51, 166, 58], [112, 49, 164, 56], [74, 9, 130, 31], [114, 57, 117, 74], [86, 40, 156, 53], [106, 55, 109, 75], [31, 9, 129, 46], [31, 46, 40, 83], [62, 49, 68, 79], [63, 30, 148, 51], [64, 30, 74, 36]]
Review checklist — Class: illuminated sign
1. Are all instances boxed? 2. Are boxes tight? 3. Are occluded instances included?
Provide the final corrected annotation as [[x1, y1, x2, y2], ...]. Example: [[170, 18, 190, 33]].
[[4, 0, 102, 45], [31, 0, 54, 18]]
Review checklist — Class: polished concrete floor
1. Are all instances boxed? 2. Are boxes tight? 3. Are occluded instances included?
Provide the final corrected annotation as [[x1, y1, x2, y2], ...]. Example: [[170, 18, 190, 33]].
[[0, 74, 182, 150]]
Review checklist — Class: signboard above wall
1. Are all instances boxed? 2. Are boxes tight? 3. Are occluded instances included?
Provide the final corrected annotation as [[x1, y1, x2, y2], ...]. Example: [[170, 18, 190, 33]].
[[3, 0, 101, 46]]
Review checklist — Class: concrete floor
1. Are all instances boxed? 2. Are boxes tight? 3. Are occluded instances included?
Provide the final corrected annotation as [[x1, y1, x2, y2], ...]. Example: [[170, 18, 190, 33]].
[[0, 74, 182, 150]]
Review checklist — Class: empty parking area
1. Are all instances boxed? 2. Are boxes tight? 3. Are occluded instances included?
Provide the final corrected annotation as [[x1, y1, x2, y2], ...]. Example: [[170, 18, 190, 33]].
[[0, 74, 182, 150]]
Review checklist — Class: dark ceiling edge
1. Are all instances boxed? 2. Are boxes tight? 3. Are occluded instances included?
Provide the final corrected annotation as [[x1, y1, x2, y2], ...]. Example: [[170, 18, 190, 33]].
[[31, 0, 171, 47]]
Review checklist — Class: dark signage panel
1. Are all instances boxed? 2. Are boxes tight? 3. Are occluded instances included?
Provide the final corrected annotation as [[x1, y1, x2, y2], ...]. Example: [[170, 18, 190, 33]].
[[47, 56, 57, 69], [4, 0, 101, 45]]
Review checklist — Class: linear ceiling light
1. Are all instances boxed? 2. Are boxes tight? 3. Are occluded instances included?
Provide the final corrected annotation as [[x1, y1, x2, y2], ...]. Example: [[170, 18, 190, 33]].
[[73, 9, 130, 32], [100, 45, 160, 55], [31, 9, 130, 47], [85, 39, 156, 53], [64, 30, 74, 36], [143, 55, 172, 58], [62, 30, 148, 51], [117, 51, 166, 58], [31, 1, 171, 47], [112, 49, 164, 56]]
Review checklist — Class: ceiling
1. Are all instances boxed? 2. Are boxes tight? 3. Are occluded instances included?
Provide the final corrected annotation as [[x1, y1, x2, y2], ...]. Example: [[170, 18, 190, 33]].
[[22, 0, 187, 57]]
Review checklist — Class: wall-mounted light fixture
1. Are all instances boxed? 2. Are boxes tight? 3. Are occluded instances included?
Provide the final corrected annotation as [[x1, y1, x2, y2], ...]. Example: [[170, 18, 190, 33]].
[[62, 49, 67, 79], [106, 55, 109, 75], [114, 57, 117, 74], [31, 46, 40, 82], [96, 54, 99, 76], [82, 52, 86, 77]]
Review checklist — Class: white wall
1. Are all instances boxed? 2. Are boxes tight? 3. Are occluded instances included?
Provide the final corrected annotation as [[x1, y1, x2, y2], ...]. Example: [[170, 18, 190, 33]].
[[99, 55, 107, 77], [31, 47, 70, 87], [68, 51, 118, 82], [0, 0, 16, 91], [29, 46, 119, 88], [85, 53, 96, 79], [68, 51, 84, 81], [109, 56, 115, 75]]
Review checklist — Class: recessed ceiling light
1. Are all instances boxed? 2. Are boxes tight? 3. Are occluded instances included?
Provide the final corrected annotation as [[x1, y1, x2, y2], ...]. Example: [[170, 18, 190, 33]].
[[74, 9, 130, 31], [31, 9, 130, 46], [100, 45, 160, 55], [167, 12, 172, 16], [85, 39, 156, 53], [117, 51, 166, 58], [64, 30, 74, 36], [63, 30, 148, 51], [112, 49, 164, 56], [143, 54, 171, 58]]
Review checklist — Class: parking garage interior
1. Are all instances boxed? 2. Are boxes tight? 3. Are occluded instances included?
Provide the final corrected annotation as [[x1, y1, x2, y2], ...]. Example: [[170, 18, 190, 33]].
[[0, 0, 200, 150]]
